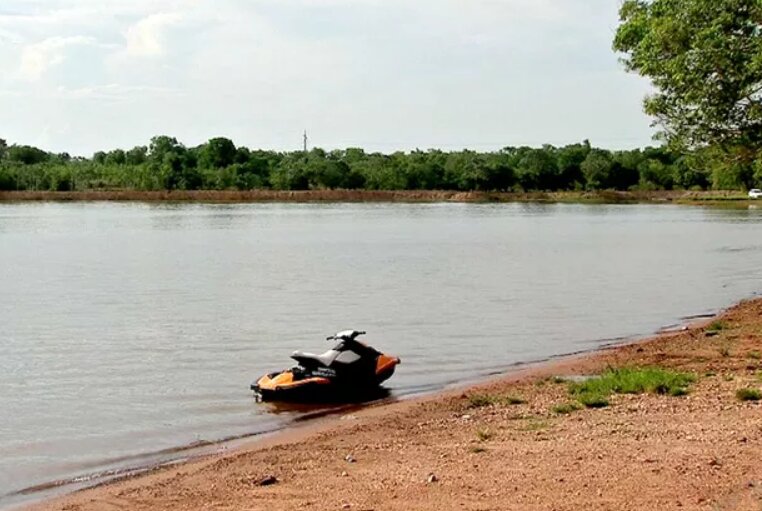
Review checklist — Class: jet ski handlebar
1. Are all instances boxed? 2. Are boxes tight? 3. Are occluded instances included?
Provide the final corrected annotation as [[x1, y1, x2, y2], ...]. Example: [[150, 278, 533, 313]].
[[326, 330, 366, 341]]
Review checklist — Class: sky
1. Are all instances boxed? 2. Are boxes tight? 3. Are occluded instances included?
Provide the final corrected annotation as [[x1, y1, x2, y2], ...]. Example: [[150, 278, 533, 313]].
[[0, 0, 656, 156]]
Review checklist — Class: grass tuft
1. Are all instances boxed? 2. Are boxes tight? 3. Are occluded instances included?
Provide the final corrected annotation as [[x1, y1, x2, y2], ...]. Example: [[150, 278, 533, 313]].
[[748, 351, 761, 360], [570, 367, 695, 397], [577, 393, 610, 408], [467, 393, 527, 408], [552, 402, 582, 415], [519, 420, 550, 432], [475, 428, 494, 441], [706, 320, 728, 333], [568, 367, 695, 408], [467, 393, 501, 408], [736, 388, 762, 401], [469, 446, 487, 454]]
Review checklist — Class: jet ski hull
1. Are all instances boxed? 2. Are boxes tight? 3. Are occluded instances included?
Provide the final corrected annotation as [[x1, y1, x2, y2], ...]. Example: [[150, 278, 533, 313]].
[[252, 355, 399, 403]]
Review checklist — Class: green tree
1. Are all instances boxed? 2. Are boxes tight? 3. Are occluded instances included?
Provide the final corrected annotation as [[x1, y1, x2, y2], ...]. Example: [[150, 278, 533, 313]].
[[614, 0, 762, 162], [7, 145, 49, 165], [198, 137, 237, 169], [125, 146, 148, 165], [581, 149, 615, 189]]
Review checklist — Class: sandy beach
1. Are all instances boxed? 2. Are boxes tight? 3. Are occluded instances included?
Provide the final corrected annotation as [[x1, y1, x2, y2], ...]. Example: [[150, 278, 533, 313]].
[[19, 298, 762, 511]]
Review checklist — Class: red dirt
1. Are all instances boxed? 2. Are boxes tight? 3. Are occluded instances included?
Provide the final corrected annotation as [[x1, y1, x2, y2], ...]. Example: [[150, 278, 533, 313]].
[[24, 299, 762, 511]]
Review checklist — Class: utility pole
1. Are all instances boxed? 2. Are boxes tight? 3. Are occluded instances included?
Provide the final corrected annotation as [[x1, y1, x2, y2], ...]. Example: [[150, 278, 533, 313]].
[[303, 129, 308, 152]]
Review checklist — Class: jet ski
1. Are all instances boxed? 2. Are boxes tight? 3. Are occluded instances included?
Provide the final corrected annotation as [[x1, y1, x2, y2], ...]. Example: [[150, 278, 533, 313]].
[[251, 330, 400, 402]]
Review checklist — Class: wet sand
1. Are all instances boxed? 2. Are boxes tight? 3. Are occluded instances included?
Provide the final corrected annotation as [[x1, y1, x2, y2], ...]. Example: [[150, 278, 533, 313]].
[[0, 189, 756, 205], [21, 298, 762, 510]]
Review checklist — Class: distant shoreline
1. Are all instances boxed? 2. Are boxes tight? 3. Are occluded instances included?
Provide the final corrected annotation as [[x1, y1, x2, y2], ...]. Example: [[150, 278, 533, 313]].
[[0, 189, 757, 206]]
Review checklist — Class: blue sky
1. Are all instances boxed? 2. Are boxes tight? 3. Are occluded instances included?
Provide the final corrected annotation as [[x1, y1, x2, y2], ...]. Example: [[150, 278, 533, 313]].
[[0, 0, 655, 156]]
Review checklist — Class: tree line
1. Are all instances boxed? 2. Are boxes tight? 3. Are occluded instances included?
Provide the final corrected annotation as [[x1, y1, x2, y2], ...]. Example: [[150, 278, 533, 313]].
[[0, 136, 758, 193]]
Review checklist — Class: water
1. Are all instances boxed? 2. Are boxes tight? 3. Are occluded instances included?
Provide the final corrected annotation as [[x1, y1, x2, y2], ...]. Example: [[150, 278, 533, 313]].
[[1, 202, 761, 506]]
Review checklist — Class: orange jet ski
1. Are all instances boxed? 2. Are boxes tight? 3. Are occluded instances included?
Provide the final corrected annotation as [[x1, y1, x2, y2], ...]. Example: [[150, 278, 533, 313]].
[[251, 330, 400, 402]]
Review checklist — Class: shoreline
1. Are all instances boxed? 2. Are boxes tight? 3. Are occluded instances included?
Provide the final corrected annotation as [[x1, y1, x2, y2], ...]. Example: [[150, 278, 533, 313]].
[[0, 189, 758, 206], [18, 297, 762, 511]]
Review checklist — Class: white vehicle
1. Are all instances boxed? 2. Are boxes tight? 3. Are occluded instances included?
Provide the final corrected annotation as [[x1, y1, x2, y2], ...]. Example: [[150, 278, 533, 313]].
[[749, 189, 762, 199]]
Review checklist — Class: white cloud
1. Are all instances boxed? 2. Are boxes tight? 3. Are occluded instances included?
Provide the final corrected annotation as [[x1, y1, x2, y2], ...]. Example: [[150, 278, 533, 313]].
[[124, 11, 184, 57], [18, 35, 98, 81], [0, 0, 655, 155]]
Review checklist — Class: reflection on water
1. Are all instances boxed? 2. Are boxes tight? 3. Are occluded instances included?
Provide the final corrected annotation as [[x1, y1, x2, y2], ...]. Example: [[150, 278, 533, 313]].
[[0, 202, 761, 508]]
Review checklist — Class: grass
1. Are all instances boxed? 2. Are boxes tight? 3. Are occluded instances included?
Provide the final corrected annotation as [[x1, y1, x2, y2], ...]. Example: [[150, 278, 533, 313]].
[[577, 393, 610, 408], [748, 351, 761, 360], [469, 446, 487, 454], [467, 393, 525, 408], [569, 367, 696, 407], [706, 320, 728, 333], [475, 428, 494, 441], [467, 394, 501, 408], [552, 402, 582, 415], [719, 345, 732, 358], [736, 388, 762, 401], [519, 419, 550, 432]]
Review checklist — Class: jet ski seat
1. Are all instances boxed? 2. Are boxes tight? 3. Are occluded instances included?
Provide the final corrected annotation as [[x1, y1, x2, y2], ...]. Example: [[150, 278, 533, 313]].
[[291, 349, 340, 367]]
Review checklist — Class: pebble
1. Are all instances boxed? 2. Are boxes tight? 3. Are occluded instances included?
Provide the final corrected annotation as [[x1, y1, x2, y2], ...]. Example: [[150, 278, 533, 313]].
[[427, 473, 439, 483], [345, 454, 356, 463]]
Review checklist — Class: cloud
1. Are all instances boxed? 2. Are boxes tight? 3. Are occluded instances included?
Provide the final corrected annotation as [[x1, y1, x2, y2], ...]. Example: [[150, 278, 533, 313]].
[[18, 35, 99, 81], [124, 11, 183, 57], [53, 83, 183, 101]]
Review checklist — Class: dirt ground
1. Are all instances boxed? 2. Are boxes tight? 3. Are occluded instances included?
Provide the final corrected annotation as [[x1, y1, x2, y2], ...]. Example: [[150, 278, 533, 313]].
[[26, 299, 762, 511]]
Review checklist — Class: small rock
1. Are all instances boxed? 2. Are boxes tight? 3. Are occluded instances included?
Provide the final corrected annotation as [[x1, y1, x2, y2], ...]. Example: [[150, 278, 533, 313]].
[[342, 504, 351, 509], [461, 414, 472, 420], [345, 454, 356, 463], [427, 473, 438, 483], [255, 475, 278, 486], [341, 471, 349, 477], [340, 414, 358, 421]]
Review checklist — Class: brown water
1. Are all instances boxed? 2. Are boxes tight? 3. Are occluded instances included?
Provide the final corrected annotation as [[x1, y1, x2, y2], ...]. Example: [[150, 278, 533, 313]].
[[1, 202, 761, 507]]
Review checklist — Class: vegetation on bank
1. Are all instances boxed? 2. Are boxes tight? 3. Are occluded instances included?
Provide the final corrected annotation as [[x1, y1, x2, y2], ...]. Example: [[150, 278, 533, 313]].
[[2, 1, 760, 195], [0, 136, 760, 194]]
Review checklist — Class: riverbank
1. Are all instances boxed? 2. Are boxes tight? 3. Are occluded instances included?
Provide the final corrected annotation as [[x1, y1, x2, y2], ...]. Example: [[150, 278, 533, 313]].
[[24, 298, 762, 511], [0, 189, 758, 206]]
